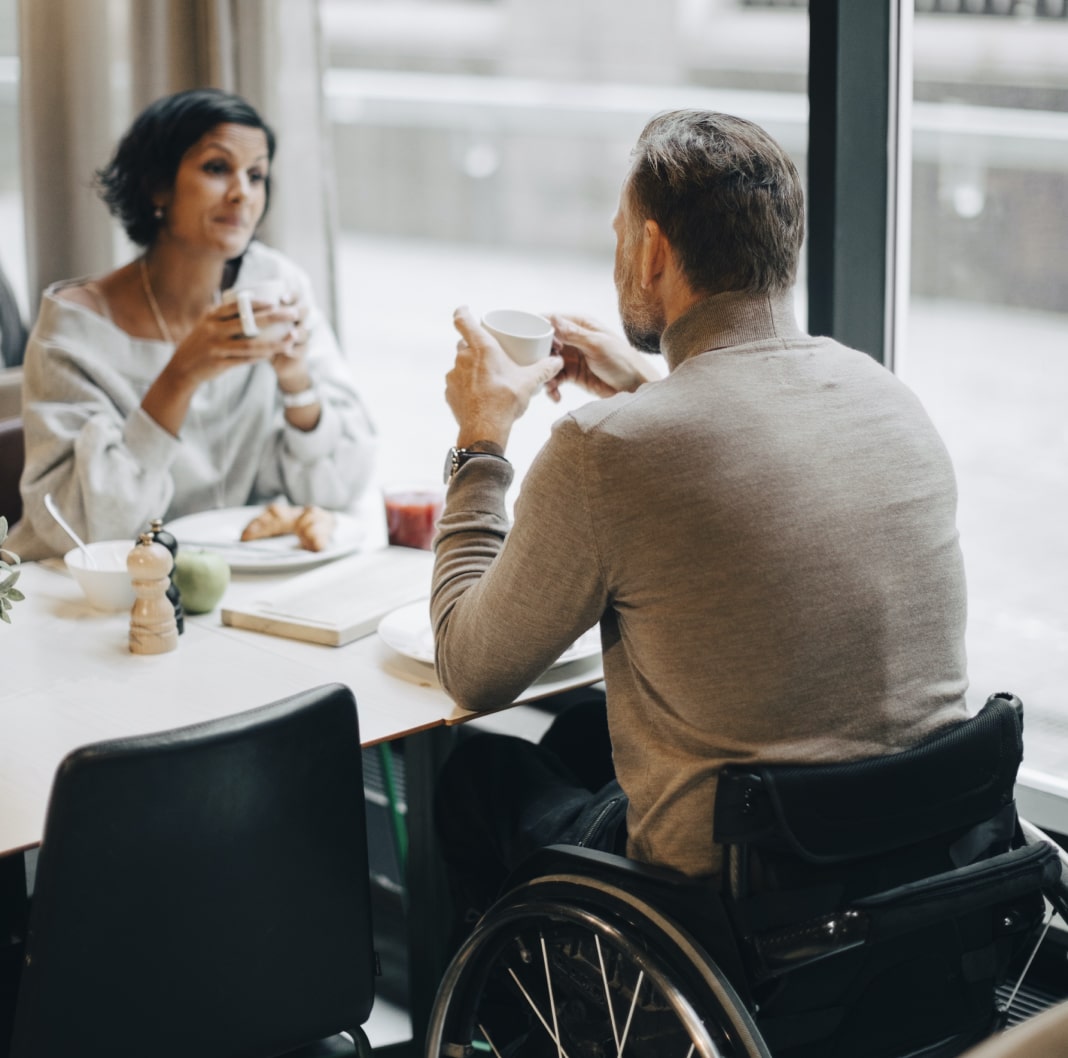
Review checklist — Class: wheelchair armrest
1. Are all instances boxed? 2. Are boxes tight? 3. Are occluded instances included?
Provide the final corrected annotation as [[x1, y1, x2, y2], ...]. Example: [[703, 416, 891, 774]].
[[503, 844, 694, 893], [1019, 817, 1068, 923]]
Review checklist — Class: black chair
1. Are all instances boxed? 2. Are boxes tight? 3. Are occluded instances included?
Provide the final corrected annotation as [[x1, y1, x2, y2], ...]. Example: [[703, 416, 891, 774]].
[[0, 417, 23, 528], [9, 683, 378, 1058], [0, 266, 26, 369], [426, 693, 1068, 1058]]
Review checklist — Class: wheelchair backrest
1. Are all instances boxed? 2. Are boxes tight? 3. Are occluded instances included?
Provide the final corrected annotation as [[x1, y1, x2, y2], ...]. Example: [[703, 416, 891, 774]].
[[714, 694, 1025, 900]]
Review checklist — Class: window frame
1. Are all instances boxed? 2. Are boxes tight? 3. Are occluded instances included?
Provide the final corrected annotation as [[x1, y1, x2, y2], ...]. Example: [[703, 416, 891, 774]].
[[807, 0, 911, 369]]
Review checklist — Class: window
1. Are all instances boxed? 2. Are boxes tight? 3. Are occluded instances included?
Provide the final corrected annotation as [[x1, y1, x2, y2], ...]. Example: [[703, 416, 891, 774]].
[[897, 7, 1068, 713], [321, 0, 810, 488]]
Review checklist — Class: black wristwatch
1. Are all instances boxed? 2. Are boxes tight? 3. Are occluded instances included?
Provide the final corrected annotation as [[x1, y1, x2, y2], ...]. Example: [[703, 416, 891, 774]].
[[444, 444, 510, 484]]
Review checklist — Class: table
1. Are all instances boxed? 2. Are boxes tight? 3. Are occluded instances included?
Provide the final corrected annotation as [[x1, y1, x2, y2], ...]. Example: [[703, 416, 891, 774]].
[[0, 550, 604, 1054]]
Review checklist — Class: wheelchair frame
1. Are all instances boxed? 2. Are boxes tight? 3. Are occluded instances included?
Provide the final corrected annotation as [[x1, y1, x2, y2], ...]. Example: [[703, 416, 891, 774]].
[[426, 696, 1068, 1058]]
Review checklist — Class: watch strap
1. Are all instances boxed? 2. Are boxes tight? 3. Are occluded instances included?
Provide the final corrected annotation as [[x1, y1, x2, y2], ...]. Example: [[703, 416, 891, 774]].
[[445, 445, 510, 484]]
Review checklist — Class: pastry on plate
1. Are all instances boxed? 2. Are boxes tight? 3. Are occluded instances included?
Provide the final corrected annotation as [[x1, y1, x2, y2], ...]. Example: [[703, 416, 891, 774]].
[[240, 501, 301, 542], [294, 506, 336, 552], [239, 502, 336, 552]]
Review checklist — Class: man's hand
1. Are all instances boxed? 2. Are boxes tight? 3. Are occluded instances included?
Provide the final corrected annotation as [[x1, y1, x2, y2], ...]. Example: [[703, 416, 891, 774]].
[[543, 313, 662, 403], [448, 306, 564, 449]]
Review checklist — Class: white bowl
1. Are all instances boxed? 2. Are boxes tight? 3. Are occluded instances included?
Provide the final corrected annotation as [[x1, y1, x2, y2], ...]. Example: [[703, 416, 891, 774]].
[[64, 540, 138, 612]]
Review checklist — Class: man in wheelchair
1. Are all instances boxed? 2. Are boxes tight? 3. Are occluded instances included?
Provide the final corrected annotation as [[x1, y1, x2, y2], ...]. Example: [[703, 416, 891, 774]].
[[428, 110, 1067, 1056]]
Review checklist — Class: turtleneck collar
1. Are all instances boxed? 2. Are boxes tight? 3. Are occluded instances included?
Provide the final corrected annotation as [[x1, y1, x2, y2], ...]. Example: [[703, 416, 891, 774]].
[[659, 289, 805, 372]]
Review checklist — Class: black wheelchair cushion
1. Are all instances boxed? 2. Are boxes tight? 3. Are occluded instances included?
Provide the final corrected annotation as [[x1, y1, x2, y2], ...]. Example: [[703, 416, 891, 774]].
[[714, 697, 1023, 864]]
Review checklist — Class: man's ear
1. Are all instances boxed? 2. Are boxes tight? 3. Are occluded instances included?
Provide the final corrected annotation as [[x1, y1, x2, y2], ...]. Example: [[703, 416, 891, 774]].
[[639, 218, 668, 290]]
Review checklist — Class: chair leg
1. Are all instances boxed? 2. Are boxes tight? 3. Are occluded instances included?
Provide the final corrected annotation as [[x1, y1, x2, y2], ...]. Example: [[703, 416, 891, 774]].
[[350, 1025, 374, 1058]]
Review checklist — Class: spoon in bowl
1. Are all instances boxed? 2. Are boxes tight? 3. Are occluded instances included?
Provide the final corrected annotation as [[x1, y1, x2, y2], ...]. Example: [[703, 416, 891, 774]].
[[43, 492, 98, 569]]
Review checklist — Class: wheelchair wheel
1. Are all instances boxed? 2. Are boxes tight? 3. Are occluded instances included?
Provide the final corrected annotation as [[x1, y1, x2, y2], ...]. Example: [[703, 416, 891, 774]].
[[427, 871, 771, 1058]]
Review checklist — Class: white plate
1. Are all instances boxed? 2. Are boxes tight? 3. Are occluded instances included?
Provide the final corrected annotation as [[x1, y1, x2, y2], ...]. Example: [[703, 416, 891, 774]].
[[164, 505, 364, 572], [377, 600, 601, 669]]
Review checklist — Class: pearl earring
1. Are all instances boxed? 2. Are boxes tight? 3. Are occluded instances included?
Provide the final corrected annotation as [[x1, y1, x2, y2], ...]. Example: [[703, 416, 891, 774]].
[[154, 206, 164, 220]]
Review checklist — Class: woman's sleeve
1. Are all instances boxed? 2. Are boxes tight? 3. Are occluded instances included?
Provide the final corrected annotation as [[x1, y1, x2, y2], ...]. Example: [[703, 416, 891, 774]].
[[16, 318, 181, 556], [253, 271, 377, 511]]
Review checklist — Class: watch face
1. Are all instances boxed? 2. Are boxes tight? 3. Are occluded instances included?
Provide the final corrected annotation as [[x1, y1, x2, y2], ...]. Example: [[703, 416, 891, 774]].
[[444, 447, 460, 484]]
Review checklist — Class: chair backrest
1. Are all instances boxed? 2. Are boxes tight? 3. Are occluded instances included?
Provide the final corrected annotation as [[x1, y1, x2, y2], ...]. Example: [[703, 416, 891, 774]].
[[0, 267, 26, 368], [0, 416, 24, 527], [10, 682, 376, 1058]]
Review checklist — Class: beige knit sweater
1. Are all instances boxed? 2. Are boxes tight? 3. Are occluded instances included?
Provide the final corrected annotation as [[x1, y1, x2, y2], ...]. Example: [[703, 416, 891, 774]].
[[432, 290, 969, 878]]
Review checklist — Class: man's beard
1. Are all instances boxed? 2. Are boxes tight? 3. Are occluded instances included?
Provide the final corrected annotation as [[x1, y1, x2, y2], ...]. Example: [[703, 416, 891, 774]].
[[622, 315, 664, 355], [616, 263, 665, 355]]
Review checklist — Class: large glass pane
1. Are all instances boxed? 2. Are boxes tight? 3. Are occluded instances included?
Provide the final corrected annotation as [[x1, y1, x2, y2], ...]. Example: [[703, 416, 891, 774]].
[[322, 0, 810, 491], [898, 4, 1068, 719]]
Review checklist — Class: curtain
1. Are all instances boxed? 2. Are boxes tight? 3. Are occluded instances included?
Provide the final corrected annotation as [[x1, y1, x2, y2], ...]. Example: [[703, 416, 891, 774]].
[[18, 0, 337, 327]]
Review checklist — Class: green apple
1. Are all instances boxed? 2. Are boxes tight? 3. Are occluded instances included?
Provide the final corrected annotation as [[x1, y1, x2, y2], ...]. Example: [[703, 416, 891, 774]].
[[173, 549, 231, 614]]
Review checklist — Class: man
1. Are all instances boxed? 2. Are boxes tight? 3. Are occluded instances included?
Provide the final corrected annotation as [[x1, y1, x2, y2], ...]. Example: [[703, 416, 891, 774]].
[[431, 110, 968, 922]]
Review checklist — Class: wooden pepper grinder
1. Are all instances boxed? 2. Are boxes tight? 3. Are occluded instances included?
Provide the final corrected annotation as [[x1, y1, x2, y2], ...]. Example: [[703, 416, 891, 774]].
[[128, 533, 178, 655], [148, 517, 184, 634]]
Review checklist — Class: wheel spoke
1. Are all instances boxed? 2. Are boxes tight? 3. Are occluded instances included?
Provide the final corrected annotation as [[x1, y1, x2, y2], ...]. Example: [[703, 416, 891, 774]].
[[596, 934, 623, 1053], [617, 969, 645, 1056], [475, 1022, 505, 1057], [506, 964, 573, 1058], [541, 932, 565, 1058]]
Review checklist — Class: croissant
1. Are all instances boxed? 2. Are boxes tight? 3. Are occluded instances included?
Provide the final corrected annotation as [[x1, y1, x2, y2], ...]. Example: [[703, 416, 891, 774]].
[[239, 502, 336, 552], [240, 501, 300, 542], [294, 506, 336, 552]]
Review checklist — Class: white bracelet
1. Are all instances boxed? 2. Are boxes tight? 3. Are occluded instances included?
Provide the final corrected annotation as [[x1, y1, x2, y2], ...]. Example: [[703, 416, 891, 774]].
[[281, 387, 319, 409]]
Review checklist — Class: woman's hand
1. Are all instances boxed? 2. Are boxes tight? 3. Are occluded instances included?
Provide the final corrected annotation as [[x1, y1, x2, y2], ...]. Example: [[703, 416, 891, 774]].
[[268, 292, 314, 392], [142, 296, 299, 437], [543, 313, 661, 402], [447, 306, 563, 449], [172, 296, 300, 385]]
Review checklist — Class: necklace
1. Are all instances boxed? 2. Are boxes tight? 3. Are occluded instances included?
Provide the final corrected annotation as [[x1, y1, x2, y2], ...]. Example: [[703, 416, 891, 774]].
[[139, 256, 174, 344], [139, 255, 228, 509]]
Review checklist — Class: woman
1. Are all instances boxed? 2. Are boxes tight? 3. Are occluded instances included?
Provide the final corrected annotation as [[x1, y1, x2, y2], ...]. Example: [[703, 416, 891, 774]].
[[9, 88, 375, 560]]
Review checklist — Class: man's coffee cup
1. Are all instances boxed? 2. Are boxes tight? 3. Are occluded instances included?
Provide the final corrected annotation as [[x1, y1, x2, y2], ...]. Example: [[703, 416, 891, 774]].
[[482, 309, 554, 366]]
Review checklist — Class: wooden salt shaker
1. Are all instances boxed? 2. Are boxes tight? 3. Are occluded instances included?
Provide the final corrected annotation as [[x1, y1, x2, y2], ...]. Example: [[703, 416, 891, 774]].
[[128, 533, 178, 655]]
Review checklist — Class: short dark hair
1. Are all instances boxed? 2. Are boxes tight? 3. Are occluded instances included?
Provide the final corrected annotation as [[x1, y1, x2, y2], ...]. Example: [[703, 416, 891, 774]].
[[626, 110, 804, 297], [95, 88, 276, 247]]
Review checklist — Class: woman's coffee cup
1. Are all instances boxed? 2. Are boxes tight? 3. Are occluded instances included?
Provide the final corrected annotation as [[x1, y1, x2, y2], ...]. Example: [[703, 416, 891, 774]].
[[221, 280, 291, 340], [482, 309, 554, 366]]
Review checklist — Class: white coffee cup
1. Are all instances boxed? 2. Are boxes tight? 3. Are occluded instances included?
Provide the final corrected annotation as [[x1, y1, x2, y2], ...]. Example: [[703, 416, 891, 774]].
[[482, 309, 554, 366], [221, 280, 291, 340]]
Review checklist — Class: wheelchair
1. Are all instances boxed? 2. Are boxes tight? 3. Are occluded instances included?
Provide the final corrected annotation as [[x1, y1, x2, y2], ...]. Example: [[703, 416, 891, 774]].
[[426, 693, 1068, 1058]]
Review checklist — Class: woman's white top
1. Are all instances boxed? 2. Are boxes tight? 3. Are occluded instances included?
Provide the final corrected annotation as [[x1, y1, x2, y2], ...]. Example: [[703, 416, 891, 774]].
[[8, 242, 376, 560]]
